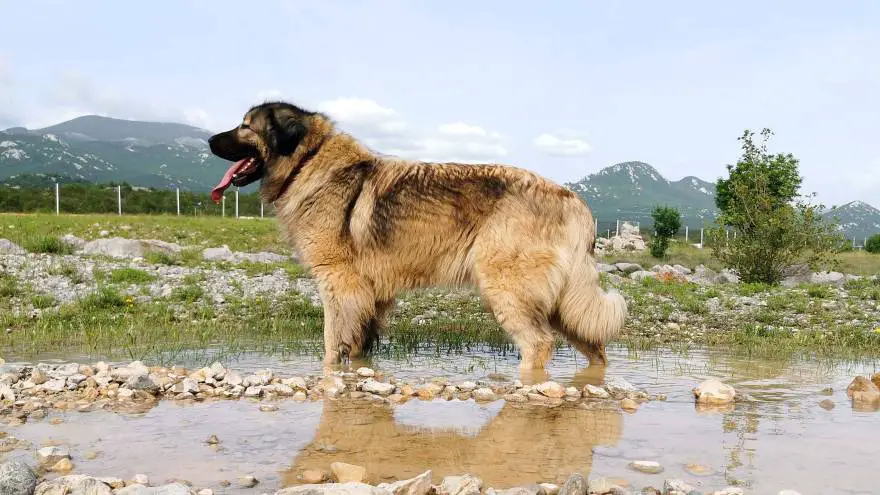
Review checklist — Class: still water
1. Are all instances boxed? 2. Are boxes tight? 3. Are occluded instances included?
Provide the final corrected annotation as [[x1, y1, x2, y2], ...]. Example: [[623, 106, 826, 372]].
[[2, 344, 878, 494]]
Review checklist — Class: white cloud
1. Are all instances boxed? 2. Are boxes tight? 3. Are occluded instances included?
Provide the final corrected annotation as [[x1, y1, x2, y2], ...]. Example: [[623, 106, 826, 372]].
[[533, 133, 592, 156], [317, 97, 408, 135], [316, 97, 507, 163]]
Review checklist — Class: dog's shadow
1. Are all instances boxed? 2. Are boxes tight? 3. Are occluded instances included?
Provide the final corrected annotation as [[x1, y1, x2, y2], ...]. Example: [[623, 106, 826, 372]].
[[281, 366, 623, 488]]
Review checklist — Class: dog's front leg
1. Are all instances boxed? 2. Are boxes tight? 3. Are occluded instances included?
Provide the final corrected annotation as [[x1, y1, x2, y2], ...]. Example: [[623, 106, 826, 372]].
[[317, 271, 377, 368]]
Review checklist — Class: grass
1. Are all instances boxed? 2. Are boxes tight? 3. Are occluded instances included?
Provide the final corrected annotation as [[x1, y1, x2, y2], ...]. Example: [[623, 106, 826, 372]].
[[47, 260, 85, 284], [601, 239, 880, 277], [108, 267, 156, 284], [0, 213, 288, 254], [2, 212, 879, 365], [22, 235, 74, 255]]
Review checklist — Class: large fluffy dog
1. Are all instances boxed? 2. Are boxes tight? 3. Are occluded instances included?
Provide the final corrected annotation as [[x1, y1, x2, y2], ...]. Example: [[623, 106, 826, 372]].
[[208, 101, 627, 370]]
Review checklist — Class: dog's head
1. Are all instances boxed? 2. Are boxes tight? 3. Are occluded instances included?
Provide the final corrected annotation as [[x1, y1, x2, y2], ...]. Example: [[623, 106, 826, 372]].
[[208, 101, 315, 203]]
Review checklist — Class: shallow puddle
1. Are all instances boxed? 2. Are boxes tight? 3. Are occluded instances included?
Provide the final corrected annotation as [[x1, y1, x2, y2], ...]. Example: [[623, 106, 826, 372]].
[[2, 345, 878, 493]]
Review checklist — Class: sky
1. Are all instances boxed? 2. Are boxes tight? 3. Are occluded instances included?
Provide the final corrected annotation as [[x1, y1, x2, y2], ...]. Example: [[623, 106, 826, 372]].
[[1, 1, 878, 207]]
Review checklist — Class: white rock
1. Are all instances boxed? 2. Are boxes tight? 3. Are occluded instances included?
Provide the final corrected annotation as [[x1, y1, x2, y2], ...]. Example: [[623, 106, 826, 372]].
[[473, 388, 497, 401], [437, 474, 483, 495], [356, 367, 375, 377], [535, 381, 565, 398], [377, 470, 432, 495], [693, 379, 736, 404], [37, 446, 70, 465], [33, 475, 112, 495], [282, 377, 308, 390], [361, 379, 395, 396], [276, 482, 393, 495], [457, 381, 477, 392], [663, 479, 694, 494], [0, 239, 26, 255], [41, 379, 66, 393], [583, 384, 610, 399]]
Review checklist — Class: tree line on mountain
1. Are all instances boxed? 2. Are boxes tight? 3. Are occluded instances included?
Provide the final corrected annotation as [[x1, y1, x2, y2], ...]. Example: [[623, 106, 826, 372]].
[[0, 175, 268, 217]]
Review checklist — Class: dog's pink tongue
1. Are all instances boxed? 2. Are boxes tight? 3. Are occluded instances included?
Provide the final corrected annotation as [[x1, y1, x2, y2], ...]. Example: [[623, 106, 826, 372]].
[[211, 159, 249, 204]]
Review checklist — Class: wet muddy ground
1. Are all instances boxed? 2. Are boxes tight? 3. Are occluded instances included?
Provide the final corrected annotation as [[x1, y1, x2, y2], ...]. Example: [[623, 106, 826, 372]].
[[2, 344, 877, 494]]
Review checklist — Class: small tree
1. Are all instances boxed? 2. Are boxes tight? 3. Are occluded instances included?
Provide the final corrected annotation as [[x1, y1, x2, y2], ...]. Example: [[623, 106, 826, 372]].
[[709, 128, 843, 284], [650, 205, 681, 259], [866, 233, 880, 254]]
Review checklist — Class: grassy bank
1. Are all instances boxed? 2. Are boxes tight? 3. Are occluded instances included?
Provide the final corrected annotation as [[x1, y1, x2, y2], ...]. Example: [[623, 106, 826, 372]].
[[2, 213, 879, 365], [0, 212, 288, 254], [2, 267, 878, 365]]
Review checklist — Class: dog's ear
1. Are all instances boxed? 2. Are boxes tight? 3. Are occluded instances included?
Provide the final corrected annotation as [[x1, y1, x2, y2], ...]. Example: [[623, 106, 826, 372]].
[[269, 109, 307, 155]]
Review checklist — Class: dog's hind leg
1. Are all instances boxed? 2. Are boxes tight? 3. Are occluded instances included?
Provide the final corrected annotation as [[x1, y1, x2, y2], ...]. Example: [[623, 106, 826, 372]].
[[479, 288, 556, 370]]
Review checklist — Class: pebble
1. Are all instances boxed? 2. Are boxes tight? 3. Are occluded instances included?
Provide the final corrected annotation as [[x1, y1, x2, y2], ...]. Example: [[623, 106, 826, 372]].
[[356, 367, 375, 377], [301, 469, 328, 484], [663, 479, 694, 494], [683, 463, 712, 476], [238, 475, 259, 488], [819, 399, 835, 410], [620, 398, 639, 412], [330, 462, 366, 483], [535, 381, 566, 399], [206, 435, 220, 445], [629, 460, 663, 474], [473, 388, 498, 402], [559, 473, 588, 495], [584, 384, 611, 399], [49, 458, 74, 473]]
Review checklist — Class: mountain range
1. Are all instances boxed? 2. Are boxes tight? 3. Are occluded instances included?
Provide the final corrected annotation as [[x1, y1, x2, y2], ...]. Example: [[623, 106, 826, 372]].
[[2, 115, 878, 240]]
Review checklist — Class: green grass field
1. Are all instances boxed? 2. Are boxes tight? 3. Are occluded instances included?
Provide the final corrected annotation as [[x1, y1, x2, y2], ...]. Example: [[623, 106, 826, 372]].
[[2, 213, 879, 365]]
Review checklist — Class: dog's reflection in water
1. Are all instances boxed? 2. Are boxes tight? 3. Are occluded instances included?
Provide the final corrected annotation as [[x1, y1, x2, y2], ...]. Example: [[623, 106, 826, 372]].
[[282, 368, 622, 488]]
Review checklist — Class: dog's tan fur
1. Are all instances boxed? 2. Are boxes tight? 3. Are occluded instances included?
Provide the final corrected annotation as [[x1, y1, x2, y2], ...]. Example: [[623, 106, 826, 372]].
[[208, 102, 628, 370]]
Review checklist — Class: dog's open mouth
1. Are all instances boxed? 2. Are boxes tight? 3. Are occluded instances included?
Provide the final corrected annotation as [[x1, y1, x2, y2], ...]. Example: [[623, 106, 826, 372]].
[[211, 157, 264, 203]]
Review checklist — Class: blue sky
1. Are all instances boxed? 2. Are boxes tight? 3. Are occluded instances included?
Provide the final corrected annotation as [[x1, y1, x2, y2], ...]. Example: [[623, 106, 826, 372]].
[[1, 1, 878, 207]]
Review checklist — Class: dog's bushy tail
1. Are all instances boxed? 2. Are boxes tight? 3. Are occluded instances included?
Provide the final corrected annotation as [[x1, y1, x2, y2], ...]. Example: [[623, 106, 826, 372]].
[[556, 230, 628, 349]]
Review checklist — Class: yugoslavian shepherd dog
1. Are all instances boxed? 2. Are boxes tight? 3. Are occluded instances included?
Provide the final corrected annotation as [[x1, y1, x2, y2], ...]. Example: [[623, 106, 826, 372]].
[[208, 101, 628, 370]]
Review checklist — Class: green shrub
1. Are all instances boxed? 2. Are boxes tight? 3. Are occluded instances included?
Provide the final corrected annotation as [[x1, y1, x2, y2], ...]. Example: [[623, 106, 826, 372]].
[[709, 128, 843, 284], [866, 233, 880, 254], [649, 206, 681, 259]]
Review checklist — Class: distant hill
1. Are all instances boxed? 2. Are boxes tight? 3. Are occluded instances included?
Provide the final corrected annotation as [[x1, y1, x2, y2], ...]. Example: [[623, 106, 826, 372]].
[[564, 161, 718, 229], [0, 116, 251, 192], [823, 201, 880, 242], [2, 115, 878, 240]]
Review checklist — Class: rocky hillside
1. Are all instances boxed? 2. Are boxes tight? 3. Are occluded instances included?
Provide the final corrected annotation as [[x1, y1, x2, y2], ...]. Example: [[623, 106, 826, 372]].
[[0, 116, 255, 192], [564, 161, 718, 228], [823, 201, 880, 242]]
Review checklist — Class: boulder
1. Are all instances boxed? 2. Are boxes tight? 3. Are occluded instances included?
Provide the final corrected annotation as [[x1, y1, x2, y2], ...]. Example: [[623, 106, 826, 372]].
[[115, 483, 196, 494], [0, 239, 25, 255], [377, 470, 432, 495], [614, 263, 643, 275], [846, 376, 880, 406], [331, 462, 366, 483], [535, 381, 565, 398], [558, 473, 587, 495], [0, 460, 37, 495], [437, 475, 483, 495], [276, 483, 392, 495], [693, 379, 736, 405], [34, 475, 113, 495]]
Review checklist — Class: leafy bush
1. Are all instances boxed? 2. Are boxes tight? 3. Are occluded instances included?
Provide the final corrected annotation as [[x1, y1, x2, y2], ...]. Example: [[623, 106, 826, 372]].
[[708, 128, 843, 285], [866, 233, 880, 254], [649, 206, 682, 259]]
